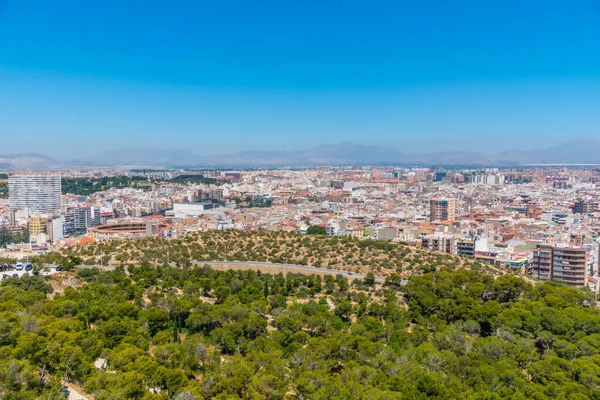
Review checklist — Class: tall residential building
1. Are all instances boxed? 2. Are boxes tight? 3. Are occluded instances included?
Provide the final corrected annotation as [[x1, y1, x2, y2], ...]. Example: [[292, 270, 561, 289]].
[[573, 199, 599, 214], [433, 172, 447, 182], [47, 217, 64, 243], [8, 174, 61, 214], [430, 198, 456, 222], [63, 210, 75, 236], [469, 173, 505, 185], [71, 206, 101, 232], [529, 244, 588, 288], [72, 207, 91, 232]]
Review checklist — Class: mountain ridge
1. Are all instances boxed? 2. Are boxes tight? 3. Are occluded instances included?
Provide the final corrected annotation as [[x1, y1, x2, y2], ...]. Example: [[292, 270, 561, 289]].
[[1, 139, 599, 170]]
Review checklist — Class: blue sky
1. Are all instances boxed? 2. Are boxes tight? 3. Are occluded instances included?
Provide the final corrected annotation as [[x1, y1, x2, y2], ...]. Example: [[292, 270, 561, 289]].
[[1, 0, 599, 159]]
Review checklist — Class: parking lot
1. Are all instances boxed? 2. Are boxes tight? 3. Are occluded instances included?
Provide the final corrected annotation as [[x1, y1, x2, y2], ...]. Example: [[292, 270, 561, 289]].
[[0, 265, 61, 281]]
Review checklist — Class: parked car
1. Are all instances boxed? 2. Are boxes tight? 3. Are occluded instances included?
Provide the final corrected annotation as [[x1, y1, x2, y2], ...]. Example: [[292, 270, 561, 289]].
[[55, 266, 63, 271], [15, 263, 23, 271], [25, 264, 33, 272], [12, 274, 18, 278], [2, 274, 8, 279]]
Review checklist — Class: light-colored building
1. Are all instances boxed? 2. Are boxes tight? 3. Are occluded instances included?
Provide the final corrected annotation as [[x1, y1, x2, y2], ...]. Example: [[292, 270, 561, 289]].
[[376, 227, 398, 241], [422, 233, 455, 254], [346, 227, 364, 239], [9, 174, 61, 214], [165, 203, 221, 218], [47, 217, 64, 243]]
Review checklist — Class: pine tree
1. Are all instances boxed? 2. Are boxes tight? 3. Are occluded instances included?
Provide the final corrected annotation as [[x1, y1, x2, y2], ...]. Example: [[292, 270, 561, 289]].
[[264, 277, 270, 297]]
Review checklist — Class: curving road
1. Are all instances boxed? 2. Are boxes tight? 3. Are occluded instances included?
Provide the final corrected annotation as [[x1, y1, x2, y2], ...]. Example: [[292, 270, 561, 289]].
[[192, 260, 387, 283], [78, 261, 389, 283]]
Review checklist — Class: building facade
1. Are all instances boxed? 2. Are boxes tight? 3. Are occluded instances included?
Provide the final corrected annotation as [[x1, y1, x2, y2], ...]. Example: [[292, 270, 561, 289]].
[[27, 215, 48, 235], [430, 198, 456, 222], [165, 202, 221, 218], [529, 244, 588, 288], [422, 234, 455, 254], [573, 200, 599, 214], [8, 174, 62, 214], [47, 217, 64, 243], [69, 206, 100, 232], [457, 239, 476, 258]]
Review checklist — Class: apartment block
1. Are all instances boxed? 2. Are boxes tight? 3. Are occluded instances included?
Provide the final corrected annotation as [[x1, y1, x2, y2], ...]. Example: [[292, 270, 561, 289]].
[[530, 244, 588, 288], [430, 198, 456, 222], [71, 206, 101, 232], [9, 174, 61, 214], [27, 215, 48, 235], [422, 234, 455, 254], [573, 200, 599, 214], [457, 239, 476, 258]]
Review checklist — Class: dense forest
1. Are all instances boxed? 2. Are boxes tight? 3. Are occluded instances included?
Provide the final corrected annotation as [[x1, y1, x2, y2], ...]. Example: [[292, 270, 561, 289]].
[[1, 265, 600, 399], [61, 176, 153, 195], [61, 175, 222, 196], [170, 175, 219, 185]]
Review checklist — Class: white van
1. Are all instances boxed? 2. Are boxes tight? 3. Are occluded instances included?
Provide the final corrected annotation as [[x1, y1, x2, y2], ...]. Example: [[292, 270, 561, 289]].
[[15, 262, 23, 271]]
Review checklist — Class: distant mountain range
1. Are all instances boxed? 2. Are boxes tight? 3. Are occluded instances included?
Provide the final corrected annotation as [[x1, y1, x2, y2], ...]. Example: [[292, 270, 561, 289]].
[[0, 154, 64, 171], [1, 139, 600, 171], [494, 139, 600, 164]]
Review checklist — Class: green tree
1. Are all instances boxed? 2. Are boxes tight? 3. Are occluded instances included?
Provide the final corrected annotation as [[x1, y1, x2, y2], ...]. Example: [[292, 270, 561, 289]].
[[364, 271, 376, 286], [306, 226, 327, 235]]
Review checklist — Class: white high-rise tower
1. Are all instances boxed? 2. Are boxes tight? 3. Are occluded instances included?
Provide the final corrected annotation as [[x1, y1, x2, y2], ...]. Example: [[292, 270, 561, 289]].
[[8, 174, 62, 214]]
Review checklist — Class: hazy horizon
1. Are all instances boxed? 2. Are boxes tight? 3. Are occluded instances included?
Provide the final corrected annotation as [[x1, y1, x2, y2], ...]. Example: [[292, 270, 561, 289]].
[[1, 1, 599, 159], [3, 138, 600, 162]]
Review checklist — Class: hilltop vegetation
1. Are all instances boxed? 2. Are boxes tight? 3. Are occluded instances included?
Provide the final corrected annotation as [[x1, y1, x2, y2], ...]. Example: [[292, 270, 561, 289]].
[[1, 266, 599, 399], [169, 175, 219, 185], [56, 230, 492, 276], [61, 176, 153, 195], [0, 227, 29, 247], [61, 175, 222, 196]]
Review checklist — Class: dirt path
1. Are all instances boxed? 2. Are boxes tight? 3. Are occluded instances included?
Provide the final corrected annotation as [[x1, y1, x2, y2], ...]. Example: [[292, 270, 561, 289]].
[[193, 260, 387, 282], [66, 382, 91, 400]]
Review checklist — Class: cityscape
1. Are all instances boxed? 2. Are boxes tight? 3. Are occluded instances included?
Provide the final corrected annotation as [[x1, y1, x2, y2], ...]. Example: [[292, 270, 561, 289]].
[[2, 1, 600, 399], [2, 165, 599, 291]]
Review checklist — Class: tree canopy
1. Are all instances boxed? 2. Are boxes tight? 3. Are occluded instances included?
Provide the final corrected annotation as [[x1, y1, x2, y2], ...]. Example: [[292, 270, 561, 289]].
[[1, 263, 599, 399], [306, 226, 327, 235]]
